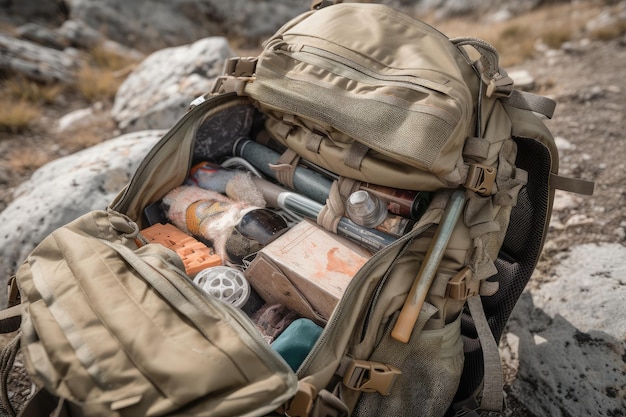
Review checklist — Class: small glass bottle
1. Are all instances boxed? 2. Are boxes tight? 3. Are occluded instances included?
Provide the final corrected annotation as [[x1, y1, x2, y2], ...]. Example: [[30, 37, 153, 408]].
[[346, 190, 388, 228], [347, 190, 415, 238]]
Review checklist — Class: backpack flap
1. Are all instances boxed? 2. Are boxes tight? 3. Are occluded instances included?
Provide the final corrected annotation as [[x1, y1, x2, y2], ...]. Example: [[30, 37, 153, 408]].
[[16, 209, 298, 417], [214, 3, 480, 191]]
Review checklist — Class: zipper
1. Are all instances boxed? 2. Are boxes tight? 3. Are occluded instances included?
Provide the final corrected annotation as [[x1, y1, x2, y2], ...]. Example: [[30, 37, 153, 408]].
[[111, 93, 244, 215], [295, 44, 453, 95], [268, 42, 466, 126]]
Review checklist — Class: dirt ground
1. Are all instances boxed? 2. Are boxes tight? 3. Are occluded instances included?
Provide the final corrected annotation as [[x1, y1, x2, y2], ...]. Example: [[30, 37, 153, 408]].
[[0, 19, 624, 417]]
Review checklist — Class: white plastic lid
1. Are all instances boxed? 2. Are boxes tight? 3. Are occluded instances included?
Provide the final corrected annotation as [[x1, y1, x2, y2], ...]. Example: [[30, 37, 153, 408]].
[[193, 266, 250, 309]]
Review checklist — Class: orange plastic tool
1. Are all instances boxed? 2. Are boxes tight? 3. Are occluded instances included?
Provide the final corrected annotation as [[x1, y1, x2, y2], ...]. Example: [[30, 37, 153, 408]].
[[138, 223, 221, 276]]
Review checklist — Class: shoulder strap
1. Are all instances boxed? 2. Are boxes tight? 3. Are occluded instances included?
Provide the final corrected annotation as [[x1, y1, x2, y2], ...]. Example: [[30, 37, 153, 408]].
[[1, 332, 20, 417], [0, 304, 22, 334], [17, 389, 69, 417]]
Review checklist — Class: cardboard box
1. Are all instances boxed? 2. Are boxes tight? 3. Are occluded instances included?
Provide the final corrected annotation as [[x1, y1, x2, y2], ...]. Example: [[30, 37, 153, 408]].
[[245, 219, 372, 322]]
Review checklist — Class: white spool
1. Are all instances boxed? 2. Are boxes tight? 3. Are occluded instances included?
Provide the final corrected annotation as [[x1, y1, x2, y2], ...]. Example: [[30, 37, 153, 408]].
[[193, 266, 250, 309]]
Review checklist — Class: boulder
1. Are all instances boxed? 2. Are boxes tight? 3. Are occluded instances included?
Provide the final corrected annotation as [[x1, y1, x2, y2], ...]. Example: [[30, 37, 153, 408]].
[[0, 130, 164, 307], [0, 22, 143, 84], [0, 0, 68, 26], [0, 32, 81, 84], [15, 23, 69, 50], [57, 19, 144, 61], [67, 0, 310, 51], [111, 37, 234, 132], [501, 243, 626, 416]]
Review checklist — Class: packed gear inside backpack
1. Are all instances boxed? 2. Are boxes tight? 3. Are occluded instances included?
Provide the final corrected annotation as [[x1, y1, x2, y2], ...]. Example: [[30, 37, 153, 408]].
[[1, 2, 594, 417]]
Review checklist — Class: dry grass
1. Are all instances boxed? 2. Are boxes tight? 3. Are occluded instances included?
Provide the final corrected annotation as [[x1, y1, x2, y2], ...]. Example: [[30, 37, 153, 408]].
[[2, 76, 64, 104], [3, 147, 52, 174], [89, 44, 136, 72], [424, 2, 610, 67], [75, 65, 122, 101], [588, 18, 626, 40], [0, 77, 64, 135], [74, 44, 138, 102], [0, 98, 41, 134]]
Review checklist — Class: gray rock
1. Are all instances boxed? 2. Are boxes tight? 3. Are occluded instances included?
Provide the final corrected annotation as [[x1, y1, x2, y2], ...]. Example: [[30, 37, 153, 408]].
[[551, 190, 582, 213], [585, 3, 626, 34], [56, 18, 105, 50], [55, 19, 145, 62], [0, 130, 164, 307], [0, 32, 81, 84], [15, 23, 69, 50], [415, 0, 542, 20], [508, 69, 535, 91], [0, 0, 68, 26], [501, 243, 626, 416], [67, 0, 310, 51], [55, 103, 113, 134], [111, 37, 234, 132]]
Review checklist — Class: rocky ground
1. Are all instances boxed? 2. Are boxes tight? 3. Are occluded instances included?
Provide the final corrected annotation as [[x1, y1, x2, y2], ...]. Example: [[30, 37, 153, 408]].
[[0, 7, 625, 417]]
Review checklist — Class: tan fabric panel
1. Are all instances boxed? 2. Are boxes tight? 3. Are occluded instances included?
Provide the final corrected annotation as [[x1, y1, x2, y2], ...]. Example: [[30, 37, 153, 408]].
[[17, 210, 297, 417], [244, 3, 479, 186]]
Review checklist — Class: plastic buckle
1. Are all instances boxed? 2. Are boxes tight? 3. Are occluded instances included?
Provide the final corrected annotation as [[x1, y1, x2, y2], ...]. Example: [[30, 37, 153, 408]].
[[451, 396, 481, 417], [7, 276, 20, 307], [485, 68, 514, 98], [210, 76, 249, 96], [465, 163, 496, 196], [281, 381, 316, 417], [343, 359, 401, 396], [446, 267, 478, 300], [210, 76, 228, 95], [223, 56, 257, 77]]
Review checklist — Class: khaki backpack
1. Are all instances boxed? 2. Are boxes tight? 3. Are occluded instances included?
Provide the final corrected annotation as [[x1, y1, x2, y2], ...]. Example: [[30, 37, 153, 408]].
[[0, 2, 593, 417]]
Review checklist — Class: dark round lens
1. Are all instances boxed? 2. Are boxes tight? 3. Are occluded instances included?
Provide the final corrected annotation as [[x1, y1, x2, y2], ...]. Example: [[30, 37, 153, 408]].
[[236, 208, 289, 245]]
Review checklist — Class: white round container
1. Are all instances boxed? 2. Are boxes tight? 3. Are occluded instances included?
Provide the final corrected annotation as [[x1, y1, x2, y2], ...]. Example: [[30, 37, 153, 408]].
[[193, 266, 251, 309]]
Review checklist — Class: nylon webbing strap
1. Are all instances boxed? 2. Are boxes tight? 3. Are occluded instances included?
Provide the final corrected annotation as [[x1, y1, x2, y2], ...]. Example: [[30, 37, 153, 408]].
[[344, 142, 369, 170], [15, 389, 65, 417], [269, 148, 300, 190], [463, 137, 490, 161], [550, 173, 595, 195], [0, 332, 20, 416], [467, 295, 503, 412], [503, 90, 556, 119], [0, 304, 22, 334], [317, 181, 344, 233]]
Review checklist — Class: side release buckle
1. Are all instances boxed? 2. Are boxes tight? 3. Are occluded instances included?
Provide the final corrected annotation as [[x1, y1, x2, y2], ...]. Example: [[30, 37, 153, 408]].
[[465, 163, 496, 196], [210, 57, 257, 95], [343, 359, 401, 396]]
